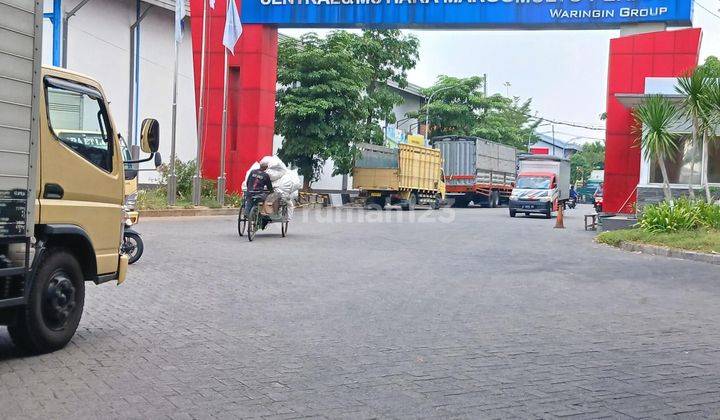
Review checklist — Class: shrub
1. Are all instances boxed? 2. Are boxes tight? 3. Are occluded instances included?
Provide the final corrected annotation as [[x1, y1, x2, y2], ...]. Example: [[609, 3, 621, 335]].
[[159, 159, 216, 201], [697, 200, 720, 229], [638, 198, 720, 233]]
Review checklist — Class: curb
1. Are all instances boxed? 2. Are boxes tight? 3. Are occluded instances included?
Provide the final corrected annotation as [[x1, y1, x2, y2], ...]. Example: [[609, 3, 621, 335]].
[[140, 204, 325, 218], [618, 241, 720, 266]]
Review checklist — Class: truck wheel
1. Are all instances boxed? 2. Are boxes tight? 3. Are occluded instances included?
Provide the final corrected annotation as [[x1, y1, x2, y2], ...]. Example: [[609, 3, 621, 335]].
[[545, 209, 552, 219], [8, 250, 85, 354], [509, 210, 516, 217], [431, 195, 441, 210], [366, 197, 385, 211], [402, 193, 417, 211], [451, 198, 468, 208], [489, 191, 499, 208]]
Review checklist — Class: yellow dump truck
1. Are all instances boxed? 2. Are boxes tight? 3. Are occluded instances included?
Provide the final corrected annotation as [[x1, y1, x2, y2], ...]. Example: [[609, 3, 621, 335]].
[[353, 143, 445, 210], [0, 1, 159, 354]]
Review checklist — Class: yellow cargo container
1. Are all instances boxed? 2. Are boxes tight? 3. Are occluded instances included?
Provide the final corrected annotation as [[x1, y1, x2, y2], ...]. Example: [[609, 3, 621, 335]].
[[353, 143, 445, 210]]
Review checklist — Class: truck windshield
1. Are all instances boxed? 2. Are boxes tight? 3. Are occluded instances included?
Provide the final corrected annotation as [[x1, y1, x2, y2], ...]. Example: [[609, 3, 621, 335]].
[[516, 176, 551, 189]]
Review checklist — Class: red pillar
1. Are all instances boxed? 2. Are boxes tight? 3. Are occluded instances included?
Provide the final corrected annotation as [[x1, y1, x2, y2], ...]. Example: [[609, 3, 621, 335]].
[[190, 0, 277, 194], [604, 28, 701, 213]]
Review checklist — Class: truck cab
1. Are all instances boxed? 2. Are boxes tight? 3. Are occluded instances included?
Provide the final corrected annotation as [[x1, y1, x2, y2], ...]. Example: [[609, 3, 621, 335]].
[[509, 154, 571, 219], [1, 65, 159, 354], [509, 172, 559, 218]]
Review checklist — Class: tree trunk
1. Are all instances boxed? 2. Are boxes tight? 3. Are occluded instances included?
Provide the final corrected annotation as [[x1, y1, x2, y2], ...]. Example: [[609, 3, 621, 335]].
[[702, 131, 711, 203], [688, 116, 697, 198], [302, 176, 312, 192], [658, 153, 673, 203]]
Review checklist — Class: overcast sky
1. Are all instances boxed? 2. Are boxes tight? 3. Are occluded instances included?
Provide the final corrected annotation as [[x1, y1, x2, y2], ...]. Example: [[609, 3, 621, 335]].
[[281, 5, 720, 146]]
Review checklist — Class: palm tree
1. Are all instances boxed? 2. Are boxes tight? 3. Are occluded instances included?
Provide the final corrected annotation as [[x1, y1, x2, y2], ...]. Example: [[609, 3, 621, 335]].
[[701, 79, 720, 202], [675, 68, 708, 199], [633, 95, 680, 203]]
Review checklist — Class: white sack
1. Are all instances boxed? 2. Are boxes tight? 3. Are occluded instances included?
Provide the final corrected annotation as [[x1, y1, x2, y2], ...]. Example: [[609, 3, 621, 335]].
[[260, 155, 288, 182], [243, 158, 301, 211]]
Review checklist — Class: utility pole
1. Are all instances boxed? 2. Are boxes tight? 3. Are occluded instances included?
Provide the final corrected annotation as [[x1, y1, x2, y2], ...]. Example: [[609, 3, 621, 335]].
[[193, 0, 209, 206], [483, 73, 487, 97], [217, 44, 230, 205], [168, 28, 180, 206]]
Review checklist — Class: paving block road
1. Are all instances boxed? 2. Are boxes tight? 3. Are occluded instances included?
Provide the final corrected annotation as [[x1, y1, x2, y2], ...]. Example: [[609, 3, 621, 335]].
[[1, 205, 720, 419]]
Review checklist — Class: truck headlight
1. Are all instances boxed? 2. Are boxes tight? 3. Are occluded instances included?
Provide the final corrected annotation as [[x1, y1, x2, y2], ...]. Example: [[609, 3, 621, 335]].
[[124, 192, 138, 210], [510, 195, 518, 201]]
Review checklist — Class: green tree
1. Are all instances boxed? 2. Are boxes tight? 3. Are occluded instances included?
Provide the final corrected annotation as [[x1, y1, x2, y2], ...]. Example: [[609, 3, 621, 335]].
[[634, 95, 680, 202], [472, 97, 538, 150], [699, 56, 720, 78], [344, 30, 420, 145], [410, 75, 538, 149], [276, 33, 370, 189], [570, 141, 605, 183], [675, 67, 709, 198]]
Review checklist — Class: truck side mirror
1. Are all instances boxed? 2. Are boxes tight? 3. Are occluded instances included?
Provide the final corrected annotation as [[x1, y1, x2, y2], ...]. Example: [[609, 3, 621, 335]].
[[154, 152, 163, 169], [140, 119, 160, 154]]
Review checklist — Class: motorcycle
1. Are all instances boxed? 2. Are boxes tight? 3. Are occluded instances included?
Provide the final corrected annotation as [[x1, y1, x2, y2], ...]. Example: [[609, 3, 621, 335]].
[[121, 207, 144, 264], [566, 197, 577, 209]]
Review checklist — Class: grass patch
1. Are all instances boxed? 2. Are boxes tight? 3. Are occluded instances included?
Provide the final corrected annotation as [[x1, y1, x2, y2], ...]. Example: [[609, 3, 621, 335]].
[[136, 188, 239, 210], [597, 228, 720, 254]]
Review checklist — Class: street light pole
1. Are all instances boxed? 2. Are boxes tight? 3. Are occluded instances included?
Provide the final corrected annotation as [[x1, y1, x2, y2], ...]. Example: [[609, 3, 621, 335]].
[[424, 84, 457, 141]]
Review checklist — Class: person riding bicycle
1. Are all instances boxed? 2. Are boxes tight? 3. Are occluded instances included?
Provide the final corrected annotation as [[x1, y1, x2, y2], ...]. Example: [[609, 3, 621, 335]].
[[244, 162, 274, 216]]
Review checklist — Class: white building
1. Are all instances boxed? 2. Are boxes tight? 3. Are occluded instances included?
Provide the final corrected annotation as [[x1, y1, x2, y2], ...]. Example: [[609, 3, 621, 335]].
[[616, 77, 720, 205], [530, 133, 580, 159], [41, 0, 197, 182]]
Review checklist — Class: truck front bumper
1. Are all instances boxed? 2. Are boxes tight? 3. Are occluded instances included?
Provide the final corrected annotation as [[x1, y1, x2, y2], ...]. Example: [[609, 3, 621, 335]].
[[509, 199, 551, 214]]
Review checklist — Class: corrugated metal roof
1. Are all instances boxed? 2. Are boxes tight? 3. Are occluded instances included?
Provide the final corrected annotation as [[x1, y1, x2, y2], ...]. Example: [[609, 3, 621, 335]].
[[143, 0, 190, 15]]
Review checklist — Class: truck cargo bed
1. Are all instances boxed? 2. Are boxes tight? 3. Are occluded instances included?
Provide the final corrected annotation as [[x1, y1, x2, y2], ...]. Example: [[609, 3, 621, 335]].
[[0, 0, 43, 298], [432, 136, 517, 192], [353, 143, 443, 194]]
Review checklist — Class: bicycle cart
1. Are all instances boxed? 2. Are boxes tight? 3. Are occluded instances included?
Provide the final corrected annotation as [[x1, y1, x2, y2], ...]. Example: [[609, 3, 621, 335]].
[[238, 192, 290, 241]]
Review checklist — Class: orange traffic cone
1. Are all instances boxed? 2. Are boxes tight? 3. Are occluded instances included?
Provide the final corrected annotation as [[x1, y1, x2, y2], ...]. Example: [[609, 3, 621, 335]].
[[555, 201, 565, 229]]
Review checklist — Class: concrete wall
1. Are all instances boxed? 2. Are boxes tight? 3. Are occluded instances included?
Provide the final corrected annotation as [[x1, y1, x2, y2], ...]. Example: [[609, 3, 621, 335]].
[[636, 186, 717, 208], [42, 0, 197, 183]]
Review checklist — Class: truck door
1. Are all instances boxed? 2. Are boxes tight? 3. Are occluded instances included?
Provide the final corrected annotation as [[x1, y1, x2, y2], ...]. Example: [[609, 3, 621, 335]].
[[40, 75, 123, 276]]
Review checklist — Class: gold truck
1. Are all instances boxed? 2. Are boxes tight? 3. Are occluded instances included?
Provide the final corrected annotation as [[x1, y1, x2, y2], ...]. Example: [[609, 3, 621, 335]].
[[353, 143, 445, 210], [0, 1, 159, 354]]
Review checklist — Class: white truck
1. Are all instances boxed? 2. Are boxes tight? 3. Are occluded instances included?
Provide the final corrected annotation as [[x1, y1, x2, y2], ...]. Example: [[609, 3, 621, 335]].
[[431, 136, 517, 208], [509, 154, 571, 218], [0, 1, 159, 354]]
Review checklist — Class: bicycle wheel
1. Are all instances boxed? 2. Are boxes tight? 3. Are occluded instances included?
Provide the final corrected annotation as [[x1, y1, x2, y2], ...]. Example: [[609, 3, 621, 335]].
[[280, 205, 289, 237], [248, 205, 260, 242], [237, 209, 247, 237]]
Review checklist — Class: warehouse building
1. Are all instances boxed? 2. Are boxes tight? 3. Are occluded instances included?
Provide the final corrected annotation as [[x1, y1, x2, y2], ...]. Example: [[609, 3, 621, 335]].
[[41, 0, 197, 182]]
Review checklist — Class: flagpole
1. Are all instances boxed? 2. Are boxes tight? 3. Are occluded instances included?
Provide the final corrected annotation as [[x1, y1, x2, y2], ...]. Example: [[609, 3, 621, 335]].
[[168, 37, 180, 206], [193, 0, 209, 206], [217, 47, 228, 205]]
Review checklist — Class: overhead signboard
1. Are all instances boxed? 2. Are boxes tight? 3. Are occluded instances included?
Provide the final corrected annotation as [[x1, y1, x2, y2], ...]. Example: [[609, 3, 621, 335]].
[[241, 0, 692, 28]]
